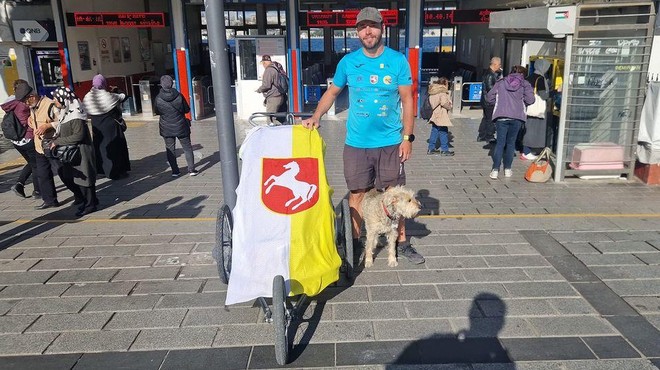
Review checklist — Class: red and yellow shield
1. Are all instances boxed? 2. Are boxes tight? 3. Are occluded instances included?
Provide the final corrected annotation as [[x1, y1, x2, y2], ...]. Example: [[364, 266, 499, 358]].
[[262, 157, 319, 214]]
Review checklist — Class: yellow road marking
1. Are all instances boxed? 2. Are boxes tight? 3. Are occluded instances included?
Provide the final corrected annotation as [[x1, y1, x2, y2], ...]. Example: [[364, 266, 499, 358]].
[[4, 212, 660, 224]]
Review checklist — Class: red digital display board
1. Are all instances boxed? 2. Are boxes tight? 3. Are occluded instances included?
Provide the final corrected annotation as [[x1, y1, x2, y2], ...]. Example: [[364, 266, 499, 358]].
[[307, 10, 399, 27], [72, 12, 166, 28], [424, 9, 493, 26]]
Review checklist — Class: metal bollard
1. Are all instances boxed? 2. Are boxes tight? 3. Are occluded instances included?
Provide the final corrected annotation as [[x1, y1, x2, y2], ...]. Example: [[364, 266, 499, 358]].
[[327, 78, 335, 116], [452, 76, 463, 113]]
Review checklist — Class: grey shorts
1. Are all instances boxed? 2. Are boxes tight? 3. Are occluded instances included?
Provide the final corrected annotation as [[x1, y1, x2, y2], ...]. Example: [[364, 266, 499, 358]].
[[343, 144, 405, 191]]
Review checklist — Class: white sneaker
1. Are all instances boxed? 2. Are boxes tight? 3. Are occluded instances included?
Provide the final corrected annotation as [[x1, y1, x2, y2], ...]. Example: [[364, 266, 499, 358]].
[[489, 169, 499, 179], [523, 153, 538, 160], [504, 169, 513, 177]]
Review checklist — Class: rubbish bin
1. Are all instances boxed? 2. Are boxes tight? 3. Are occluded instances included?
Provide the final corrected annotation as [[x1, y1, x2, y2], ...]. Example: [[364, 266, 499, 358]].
[[192, 75, 213, 120], [138, 76, 161, 116]]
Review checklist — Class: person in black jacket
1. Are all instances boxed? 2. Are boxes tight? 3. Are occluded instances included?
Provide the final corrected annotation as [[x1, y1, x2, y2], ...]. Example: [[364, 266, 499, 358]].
[[154, 75, 198, 177], [477, 57, 502, 143]]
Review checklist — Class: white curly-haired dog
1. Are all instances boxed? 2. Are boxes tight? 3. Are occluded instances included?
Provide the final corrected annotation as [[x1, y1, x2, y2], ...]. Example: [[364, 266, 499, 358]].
[[361, 186, 421, 268]]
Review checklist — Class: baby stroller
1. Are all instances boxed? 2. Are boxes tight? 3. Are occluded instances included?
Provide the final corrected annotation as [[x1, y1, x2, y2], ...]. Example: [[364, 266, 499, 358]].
[[212, 112, 355, 365]]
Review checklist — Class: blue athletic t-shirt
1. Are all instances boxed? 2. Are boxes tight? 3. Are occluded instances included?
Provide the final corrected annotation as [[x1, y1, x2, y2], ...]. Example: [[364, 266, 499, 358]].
[[333, 47, 412, 148]]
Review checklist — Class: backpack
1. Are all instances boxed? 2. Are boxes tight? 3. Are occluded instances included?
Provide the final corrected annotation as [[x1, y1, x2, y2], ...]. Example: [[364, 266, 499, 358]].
[[420, 95, 434, 120], [269, 63, 289, 95], [1, 111, 26, 141]]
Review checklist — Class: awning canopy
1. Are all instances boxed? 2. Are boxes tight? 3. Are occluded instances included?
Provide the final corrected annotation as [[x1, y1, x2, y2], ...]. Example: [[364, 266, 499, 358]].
[[489, 5, 577, 37]]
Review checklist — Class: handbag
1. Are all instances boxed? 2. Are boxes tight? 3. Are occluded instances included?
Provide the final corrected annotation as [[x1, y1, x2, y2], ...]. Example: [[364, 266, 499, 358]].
[[114, 118, 127, 132], [54, 144, 81, 164], [524, 147, 553, 183], [525, 77, 547, 119]]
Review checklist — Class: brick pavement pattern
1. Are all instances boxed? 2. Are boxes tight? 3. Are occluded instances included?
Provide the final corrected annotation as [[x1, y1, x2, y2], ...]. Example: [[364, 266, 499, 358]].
[[0, 110, 659, 369]]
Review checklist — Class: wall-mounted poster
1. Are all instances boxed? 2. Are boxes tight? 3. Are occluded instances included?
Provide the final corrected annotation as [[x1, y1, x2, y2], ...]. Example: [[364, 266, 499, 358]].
[[99, 37, 111, 63], [78, 41, 91, 70], [121, 37, 131, 62], [111, 37, 121, 63], [138, 29, 151, 61]]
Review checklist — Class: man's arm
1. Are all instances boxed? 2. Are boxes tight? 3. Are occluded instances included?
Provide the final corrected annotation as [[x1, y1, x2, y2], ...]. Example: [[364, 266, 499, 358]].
[[301, 84, 342, 129], [398, 84, 414, 162], [256, 68, 274, 93]]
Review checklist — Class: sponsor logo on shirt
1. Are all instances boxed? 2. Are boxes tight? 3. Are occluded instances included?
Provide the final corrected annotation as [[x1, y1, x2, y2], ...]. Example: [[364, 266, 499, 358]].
[[370, 75, 378, 84], [383, 76, 392, 85]]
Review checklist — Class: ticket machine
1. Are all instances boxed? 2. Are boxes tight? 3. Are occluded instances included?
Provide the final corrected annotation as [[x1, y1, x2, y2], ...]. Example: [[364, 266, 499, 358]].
[[235, 36, 286, 120]]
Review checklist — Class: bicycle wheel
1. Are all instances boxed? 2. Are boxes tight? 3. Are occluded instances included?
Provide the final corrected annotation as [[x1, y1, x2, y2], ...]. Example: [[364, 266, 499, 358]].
[[212, 205, 233, 284], [273, 275, 289, 365], [342, 199, 354, 279]]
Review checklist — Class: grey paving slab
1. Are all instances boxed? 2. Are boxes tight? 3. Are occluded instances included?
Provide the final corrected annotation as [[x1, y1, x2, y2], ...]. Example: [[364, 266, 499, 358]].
[[93, 256, 158, 268], [445, 245, 509, 256], [333, 302, 407, 321], [0, 259, 39, 272], [31, 258, 99, 271], [178, 265, 218, 279], [83, 295, 160, 312], [76, 246, 140, 258], [117, 235, 175, 245], [17, 247, 82, 259], [182, 307, 260, 326], [112, 267, 180, 281], [624, 297, 660, 314], [134, 243, 195, 255], [60, 236, 121, 247], [0, 299, 18, 315], [404, 300, 477, 319], [61, 282, 136, 297], [478, 298, 557, 317], [156, 292, 225, 309], [450, 317, 537, 338], [606, 280, 660, 296], [8, 297, 90, 315], [436, 283, 509, 300], [576, 254, 646, 266], [211, 323, 274, 346], [501, 337, 596, 361], [154, 253, 215, 266], [373, 318, 453, 340], [369, 285, 439, 301], [27, 312, 113, 333], [0, 353, 82, 370], [503, 282, 579, 298], [565, 283, 635, 316], [0, 283, 70, 298], [0, 248, 23, 260], [0, 315, 38, 333], [527, 316, 616, 336], [483, 255, 550, 268], [466, 233, 528, 245], [48, 269, 118, 284], [105, 309, 187, 329], [605, 231, 660, 242], [352, 271, 401, 286], [46, 330, 139, 354], [634, 252, 660, 265], [543, 256, 600, 283], [606, 315, 660, 357], [548, 232, 613, 244], [423, 256, 489, 270], [592, 265, 660, 280], [303, 320, 376, 343], [132, 280, 203, 295], [581, 336, 641, 359], [0, 333, 59, 355], [561, 242, 602, 255], [461, 268, 531, 283], [170, 234, 214, 243], [0, 271, 54, 285], [161, 348, 250, 370], [129, 327, 217, 351], [561, 359, 659, 370], [590, 241, 659, 254], [73, 351, 168, 370], [523, 267, 566, 281], [397, 270, 464, 284]]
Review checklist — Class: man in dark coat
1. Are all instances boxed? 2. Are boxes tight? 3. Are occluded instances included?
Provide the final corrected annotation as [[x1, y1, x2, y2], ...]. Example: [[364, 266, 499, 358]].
[[256, 55, 287, 125], [477, 57, 502, 143], [154, 75, 198, 177]]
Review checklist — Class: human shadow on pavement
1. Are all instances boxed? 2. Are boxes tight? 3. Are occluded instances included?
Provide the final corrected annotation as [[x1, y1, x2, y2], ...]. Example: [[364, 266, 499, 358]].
[[0, 147, 218, 250], [417, 189, 440, 216], [110, 195, 206, 219], [387, 293, 513, 368]]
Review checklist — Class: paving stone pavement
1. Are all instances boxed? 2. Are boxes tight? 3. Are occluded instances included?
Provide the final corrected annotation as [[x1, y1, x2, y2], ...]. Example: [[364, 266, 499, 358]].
[[0, 109, 659, 369]]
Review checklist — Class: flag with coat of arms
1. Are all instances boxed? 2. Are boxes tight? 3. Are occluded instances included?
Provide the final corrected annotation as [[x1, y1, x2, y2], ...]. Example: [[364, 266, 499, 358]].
[[225, 125, 341, 305]]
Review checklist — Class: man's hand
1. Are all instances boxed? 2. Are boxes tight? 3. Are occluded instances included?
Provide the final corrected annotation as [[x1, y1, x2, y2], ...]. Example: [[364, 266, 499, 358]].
[[399, 141, 412, 162], [301, 115, 320, 130], [34, 125, 50, 136], [49, 142, 56, 150]]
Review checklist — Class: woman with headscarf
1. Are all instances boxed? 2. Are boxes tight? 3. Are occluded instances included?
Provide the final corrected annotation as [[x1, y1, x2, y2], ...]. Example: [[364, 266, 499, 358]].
[[154, 75, 198, 177], [521, 59, 552, 160], [82, 74, 131, 180], [50, 87, 98, 217]]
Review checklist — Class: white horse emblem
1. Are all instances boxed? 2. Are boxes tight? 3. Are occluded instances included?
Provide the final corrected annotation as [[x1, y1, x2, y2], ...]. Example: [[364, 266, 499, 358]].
[[264, 161, 318, 211]]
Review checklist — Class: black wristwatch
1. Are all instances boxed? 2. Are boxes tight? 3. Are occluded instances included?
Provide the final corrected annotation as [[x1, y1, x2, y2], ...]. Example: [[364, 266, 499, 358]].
[[403, 134, 415, 143]]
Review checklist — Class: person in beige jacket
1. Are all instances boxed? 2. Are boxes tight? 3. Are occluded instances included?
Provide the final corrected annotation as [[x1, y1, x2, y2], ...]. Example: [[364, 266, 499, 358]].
[[426, 77, 454, 156], [25, 88, 84, 209]]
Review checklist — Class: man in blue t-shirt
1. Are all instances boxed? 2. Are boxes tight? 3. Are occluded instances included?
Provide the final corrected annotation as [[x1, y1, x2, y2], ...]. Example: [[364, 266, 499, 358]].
[[303, 7, 424, 264]]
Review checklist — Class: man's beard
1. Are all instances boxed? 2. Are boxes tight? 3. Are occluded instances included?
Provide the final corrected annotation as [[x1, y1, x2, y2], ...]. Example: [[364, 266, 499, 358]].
[[360, 32, 382, 53]]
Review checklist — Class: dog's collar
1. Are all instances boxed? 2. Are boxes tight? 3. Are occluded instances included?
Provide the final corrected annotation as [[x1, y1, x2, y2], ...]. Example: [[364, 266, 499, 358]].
[[382, 201, 397, 221]]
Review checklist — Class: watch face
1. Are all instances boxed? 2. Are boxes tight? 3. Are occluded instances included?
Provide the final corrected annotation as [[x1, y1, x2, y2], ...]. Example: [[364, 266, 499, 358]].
[[408, 134, 415, 142]]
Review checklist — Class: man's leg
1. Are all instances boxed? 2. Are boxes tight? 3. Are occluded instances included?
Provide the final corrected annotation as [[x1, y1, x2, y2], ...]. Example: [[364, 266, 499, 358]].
[[484, 104, 495, 141], [348, 190, 366, 242], [265, 96, 284, 125], [35, 153, 58, 206], [164, 137, 180, 175]]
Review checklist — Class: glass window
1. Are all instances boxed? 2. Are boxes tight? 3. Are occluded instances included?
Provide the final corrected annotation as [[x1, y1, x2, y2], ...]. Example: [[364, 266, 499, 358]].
[[201, 11, 206, 26], [399, 29, 406, 53], [266, 29, 281, 36], [201, 29, 208, 43], [245, 10, 256, 25], [310, 28, 323, 51], [248, 28, 258, 36], [267, 10, 279, 25], [229, 11, 242, 27], [238, 39, 257, 80], [300, 29, 310, 52], [280, 10, 286, 26]]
